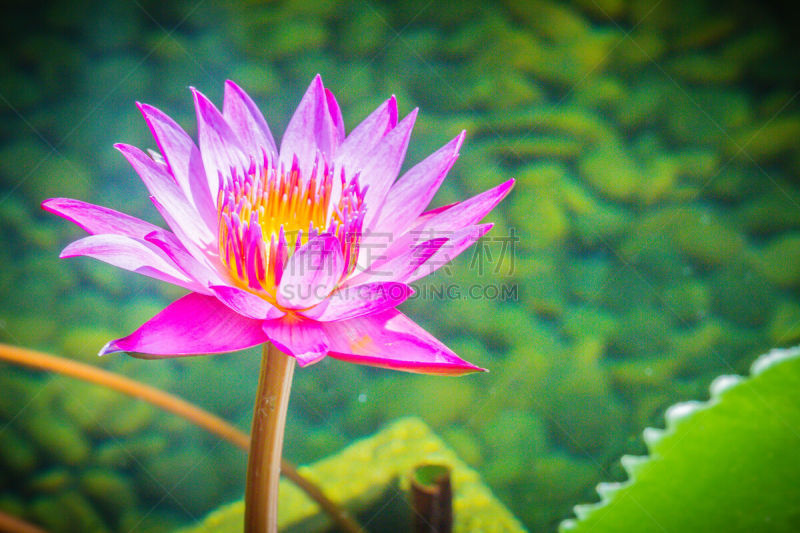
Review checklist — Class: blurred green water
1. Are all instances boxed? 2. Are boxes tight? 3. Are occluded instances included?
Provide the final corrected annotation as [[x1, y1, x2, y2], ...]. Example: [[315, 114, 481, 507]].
[[1, 0, 799, 531]]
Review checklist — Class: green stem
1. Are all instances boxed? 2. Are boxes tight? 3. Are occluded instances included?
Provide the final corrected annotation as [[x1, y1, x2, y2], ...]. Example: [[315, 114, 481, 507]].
[[245, 343, 296, 533]]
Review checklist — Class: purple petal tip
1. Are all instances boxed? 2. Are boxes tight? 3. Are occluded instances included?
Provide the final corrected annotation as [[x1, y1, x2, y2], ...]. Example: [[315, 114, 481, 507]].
[[98, 341, 118, 356]]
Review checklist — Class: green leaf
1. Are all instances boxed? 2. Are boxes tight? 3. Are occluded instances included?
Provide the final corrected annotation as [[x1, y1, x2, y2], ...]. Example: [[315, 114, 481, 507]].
[[560, 346, 800, 533]]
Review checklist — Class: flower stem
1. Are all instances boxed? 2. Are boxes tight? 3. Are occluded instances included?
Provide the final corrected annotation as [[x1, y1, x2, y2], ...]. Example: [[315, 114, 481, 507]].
[[0, 343, 364, 533], [245, 343, 296, 533]]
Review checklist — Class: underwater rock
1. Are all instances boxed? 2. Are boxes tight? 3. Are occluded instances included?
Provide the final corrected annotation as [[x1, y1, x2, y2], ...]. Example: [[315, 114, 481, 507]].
[[510, 191, 568, 249], [662, 279, 711, 324], [665, 87, 751, 147], [101, 399, 156, 437], [463, 68, 545, 112], [673, 15, 739, 50], [673, 148, 720, 182], [482, 410, 548, 485], [671, 319, 726, 366], [338, 5, 387, 56], [736, 190, 800, 235], [711, 261, 776, 327], [543, 340, 621, 455], [609, 307, 673, 358], [0, 426, 38, 475], [21, 411, 91, 466], [481, 106, 615, 145], [730, 115, 800, 162], [503, 0, 590, 41], [565, 257, 612, 306], [227, 63, 279, 98], [613, 29, 666, 68], [57, 380, 119, 435], [571, 76, 626, 112], [531, 451, 598, 504], [749, 233, 800, 288], [59, 325, 119, 363], [666, 207, 745, 268], [560, 306, 616, 343], [79, 469, 137, 516], [30, 491, 110, 533], [442, 426, 484, 467], [668, 53, 742, 84], [0, 313, 58, 347], [573, 0, 626, 18], [609, 356, 681, 395], [263, 18, 327, 59], [639, 155, 679, 205], [95, 434, 169, 468], [578, 142, 641, 202], [28, 468, 72, 494], [138, 447, 224, 516], [768, 299, 800, 346], [381, 376, 478, 428]]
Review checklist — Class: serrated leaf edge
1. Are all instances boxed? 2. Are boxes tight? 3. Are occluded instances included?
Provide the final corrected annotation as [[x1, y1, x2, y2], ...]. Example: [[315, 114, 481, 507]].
[[559, 345, 800, 532]]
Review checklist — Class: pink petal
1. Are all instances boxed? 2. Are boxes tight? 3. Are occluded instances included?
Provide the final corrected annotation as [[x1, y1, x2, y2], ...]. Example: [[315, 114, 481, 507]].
[[324, 309, 484, 375], [414, 179, 515, 234], [334, 96, 398, 173], [302, 282, 413, 322], [209, 285, 284, 320], [193, 88, 249, 195], [346, 237, 447, 286], [279, 75, 342, 177], [136, 103, 217, 229], [144, 230, 223, 291], [406, 224, 494, 283], [115, 143, 215, 252], [100, 293, 269, 356], [222, 80, 278, 160], [61, 234, 205, 293], [325, 88, 345, 144], [42, 198, 164, 239], [262, 316, 329, 367], [358, 109, 418, 229], [371, 131, 465, 235], [277, 235, 344, 309]]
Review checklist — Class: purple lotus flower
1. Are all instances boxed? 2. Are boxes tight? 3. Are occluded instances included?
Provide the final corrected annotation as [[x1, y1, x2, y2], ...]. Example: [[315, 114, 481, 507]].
[[44, 75, 513, 375]]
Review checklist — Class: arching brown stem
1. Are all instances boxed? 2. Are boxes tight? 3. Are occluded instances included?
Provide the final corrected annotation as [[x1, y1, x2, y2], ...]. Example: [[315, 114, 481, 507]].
[[0, 509, 46, 533], [0, 343, 364, 533]]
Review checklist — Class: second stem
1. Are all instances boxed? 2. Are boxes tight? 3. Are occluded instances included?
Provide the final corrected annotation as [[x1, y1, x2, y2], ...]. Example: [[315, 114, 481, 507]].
[[245, 342, 296, 533]]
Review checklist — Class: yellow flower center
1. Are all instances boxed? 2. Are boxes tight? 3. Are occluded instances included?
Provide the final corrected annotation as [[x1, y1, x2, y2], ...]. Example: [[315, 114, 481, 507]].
[[216, 156, 365, 301]]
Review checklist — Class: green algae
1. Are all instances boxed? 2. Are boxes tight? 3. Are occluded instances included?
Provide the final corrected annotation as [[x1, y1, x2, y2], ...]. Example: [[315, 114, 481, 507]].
[[181, 417, 526, 533]]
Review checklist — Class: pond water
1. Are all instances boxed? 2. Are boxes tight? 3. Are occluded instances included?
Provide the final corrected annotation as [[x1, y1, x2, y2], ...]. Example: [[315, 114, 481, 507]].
[[1, 1, 798, 531]]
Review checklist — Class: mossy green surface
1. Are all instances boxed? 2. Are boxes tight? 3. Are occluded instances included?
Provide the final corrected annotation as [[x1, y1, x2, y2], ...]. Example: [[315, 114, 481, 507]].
[[180, 417, 526, 533]]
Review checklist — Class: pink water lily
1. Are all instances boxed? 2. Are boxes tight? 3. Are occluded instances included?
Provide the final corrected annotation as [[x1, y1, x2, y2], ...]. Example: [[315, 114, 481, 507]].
[[44, 75, 513, 375]]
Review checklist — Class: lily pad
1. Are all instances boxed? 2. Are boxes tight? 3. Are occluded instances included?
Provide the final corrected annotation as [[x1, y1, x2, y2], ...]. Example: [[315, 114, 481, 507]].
[[561, 346, 800, 533]]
